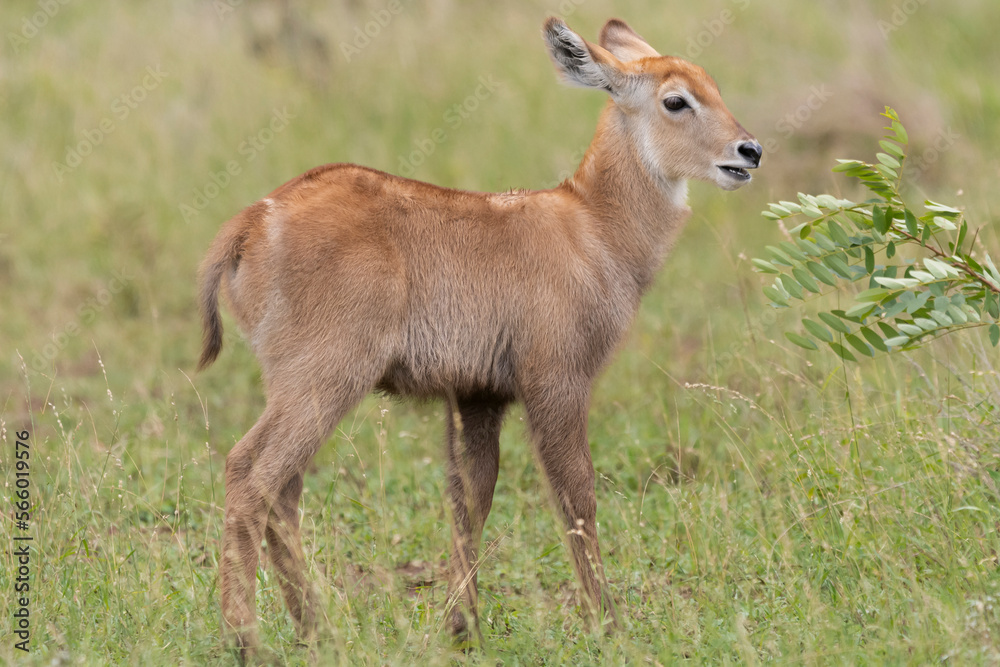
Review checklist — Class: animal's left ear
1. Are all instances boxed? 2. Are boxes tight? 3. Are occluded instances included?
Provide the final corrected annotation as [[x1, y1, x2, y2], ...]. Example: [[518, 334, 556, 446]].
[[599, 18, 660, 62]]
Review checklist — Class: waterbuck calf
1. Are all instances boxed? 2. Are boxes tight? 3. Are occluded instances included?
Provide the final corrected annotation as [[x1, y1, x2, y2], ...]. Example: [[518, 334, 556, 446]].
[[197, 16, 761, 657]]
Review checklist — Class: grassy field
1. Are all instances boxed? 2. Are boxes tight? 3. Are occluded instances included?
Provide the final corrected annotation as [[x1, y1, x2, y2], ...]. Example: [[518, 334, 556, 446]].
[[2, 0, 1000, 664]]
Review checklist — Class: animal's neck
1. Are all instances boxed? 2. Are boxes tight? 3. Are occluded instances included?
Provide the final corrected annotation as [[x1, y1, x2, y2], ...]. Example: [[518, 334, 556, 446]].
[[564, 102, 692, 295]]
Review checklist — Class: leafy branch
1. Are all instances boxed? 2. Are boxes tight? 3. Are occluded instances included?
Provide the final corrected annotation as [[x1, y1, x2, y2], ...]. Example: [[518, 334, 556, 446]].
[[752, 107, 1000, 361]]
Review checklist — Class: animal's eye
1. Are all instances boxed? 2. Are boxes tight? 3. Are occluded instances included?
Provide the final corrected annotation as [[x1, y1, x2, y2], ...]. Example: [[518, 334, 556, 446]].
[[663, 96, 689, 112]]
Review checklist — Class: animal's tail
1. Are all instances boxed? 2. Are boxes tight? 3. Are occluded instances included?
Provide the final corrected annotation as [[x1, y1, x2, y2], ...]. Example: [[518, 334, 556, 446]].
[[197, 201, 265, 370]]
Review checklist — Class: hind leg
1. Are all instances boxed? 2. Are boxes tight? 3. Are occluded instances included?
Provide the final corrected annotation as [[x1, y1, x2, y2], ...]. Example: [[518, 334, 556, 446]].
[[444, 393, 508, 640], [264, 472, 317, 642], [220, 355, 384, 660]]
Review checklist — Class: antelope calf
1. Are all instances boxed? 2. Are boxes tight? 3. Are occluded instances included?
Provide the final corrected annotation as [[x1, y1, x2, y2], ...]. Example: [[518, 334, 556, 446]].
[[198, 16, 760, 657]]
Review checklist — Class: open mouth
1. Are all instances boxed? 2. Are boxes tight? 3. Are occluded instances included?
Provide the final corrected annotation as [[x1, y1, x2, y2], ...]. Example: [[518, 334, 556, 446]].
[[718, 165, 751, 180]]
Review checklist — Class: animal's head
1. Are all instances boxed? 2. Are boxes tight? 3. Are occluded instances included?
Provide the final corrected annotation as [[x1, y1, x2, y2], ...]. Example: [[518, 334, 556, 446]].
[[543, 17, 761, 191]]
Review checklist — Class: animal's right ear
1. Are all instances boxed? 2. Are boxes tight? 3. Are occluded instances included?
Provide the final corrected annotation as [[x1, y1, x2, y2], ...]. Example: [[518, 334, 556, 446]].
[[543, 17, 627, 95]]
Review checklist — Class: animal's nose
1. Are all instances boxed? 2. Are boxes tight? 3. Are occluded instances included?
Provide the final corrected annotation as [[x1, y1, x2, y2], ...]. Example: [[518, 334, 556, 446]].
[[737, 140, 763, 168]]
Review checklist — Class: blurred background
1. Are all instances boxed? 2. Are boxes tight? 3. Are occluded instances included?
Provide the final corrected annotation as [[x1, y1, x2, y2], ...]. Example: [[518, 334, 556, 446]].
[[1, 0, 999, 663]]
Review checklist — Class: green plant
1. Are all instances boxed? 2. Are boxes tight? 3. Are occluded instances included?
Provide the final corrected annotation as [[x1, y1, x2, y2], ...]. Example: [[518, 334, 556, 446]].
[[752, 107, 1000, 361]]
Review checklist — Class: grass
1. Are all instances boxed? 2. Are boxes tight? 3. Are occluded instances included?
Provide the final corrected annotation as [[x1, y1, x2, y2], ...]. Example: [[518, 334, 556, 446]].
[[1, 0, 999, 663]]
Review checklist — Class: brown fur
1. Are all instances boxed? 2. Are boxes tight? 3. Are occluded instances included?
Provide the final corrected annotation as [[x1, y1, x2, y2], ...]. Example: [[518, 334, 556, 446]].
[[198, 17, 760, 658]]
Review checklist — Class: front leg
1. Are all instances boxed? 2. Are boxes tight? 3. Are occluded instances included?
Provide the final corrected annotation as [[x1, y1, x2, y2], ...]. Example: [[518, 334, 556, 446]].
[[521, 381, 617, 627]]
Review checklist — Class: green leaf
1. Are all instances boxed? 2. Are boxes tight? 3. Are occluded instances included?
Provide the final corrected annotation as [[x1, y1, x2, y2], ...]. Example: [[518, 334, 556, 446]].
[[884, 335, 910, 348], [827, 220, 850, 246], [823, 254, 853, 279], [879, 140, 904, 158], [816, 194, 843, 209], [928, 310, 953, 327], [932, 216, 957, 231], [956, 220, 968, 252], [778, 242, 809, 261], [845, 333, 875, 357], [875, 164, 897, 181], [762, 211, 781, 220], [807, 261, 838, 287], [768, 203, 792, 216], [864, 246, 875, 273], [845, 211, 873, 230], [763, 286, 789, 307], [813, 233, 837, 253], [946, 305, 969, 324], [833, 159, 864, 173], [819, 312, 851, 334], [984, 254, 1000, 287], [921, 223, 933, 242], [792, 266, 821, 293], [803, 318, 834, 342], [886, 241, 896, 258], [897, 323, 924, 337], [860, 327, 888, 352], [873, 206, 889, 234], [877, 152, 901, 169], [752, 258, 780, 274], [883, 298, 909, 319], [905, 291, 931, 314], [856, 287, 891, 302], [891, 120, 908, 144], [923, 258, 956, 279], [766, 246, 794, 266], [985, 292, 1000, 319], [874, 277, 920, 289], [924, 200, 960, 215], [877, 321, 898, 338], [785, 332, 818, 350], [829, 342, 858, 362], [990, 324, 1000, 347], [780, 275, 805, 300], [904, 209, 919, 236], [845, 303, 876, 319], [796, 238, 824, 256]]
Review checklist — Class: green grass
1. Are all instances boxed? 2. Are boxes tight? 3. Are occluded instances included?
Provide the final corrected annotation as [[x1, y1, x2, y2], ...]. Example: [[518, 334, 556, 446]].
[[2, 0, 999, 663]]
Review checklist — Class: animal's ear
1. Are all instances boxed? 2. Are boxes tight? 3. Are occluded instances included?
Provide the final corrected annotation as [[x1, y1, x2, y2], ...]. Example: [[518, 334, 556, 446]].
[[543, 17, 627, 95], [599, 18, 660, 62]]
